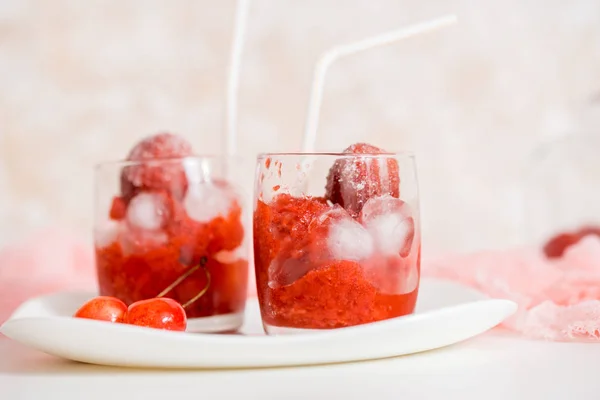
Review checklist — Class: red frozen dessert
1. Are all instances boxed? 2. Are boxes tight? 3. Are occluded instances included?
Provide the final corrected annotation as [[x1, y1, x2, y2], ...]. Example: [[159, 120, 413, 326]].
[[95, 133, 248, 327], [254, 144, 419, 331]]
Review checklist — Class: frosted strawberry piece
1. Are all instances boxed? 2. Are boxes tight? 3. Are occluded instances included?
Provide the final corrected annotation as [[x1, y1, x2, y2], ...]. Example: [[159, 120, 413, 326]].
[[359, 195, 414, 257], [120, 132, 193, 202], [325, 143, 400, 217]]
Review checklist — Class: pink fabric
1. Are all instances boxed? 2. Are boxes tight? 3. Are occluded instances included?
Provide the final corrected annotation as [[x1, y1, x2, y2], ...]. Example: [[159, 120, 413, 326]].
[[0, 228, 97, 325], [2, 228, 600, 342], [423, 235, 600, 342]]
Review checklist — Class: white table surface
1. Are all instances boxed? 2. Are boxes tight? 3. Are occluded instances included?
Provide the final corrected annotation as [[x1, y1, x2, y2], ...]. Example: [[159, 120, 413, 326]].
[[2, 327, 599, 400]]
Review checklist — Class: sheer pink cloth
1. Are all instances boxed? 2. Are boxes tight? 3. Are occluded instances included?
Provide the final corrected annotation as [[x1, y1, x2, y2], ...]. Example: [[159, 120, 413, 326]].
[[423, 236, 600, 341]]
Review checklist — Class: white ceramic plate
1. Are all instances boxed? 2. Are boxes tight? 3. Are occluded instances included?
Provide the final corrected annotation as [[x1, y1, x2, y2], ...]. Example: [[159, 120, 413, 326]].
[[0, 278, 517, 369]]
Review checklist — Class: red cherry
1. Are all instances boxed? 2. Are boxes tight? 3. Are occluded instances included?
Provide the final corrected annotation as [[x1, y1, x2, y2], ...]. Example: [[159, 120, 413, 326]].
[[126, 298, 187, 331], [73, 296, 128, 323], [120, 132, 193, 203], [577, 226, 600, 237], [543, 225, 600, 258], [325, 143, 400, 217]]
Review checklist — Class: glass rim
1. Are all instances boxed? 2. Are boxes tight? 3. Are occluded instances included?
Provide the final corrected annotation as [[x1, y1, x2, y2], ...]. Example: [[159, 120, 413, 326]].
[[257, 150, 415, 158], [93, 155, 246, 169]]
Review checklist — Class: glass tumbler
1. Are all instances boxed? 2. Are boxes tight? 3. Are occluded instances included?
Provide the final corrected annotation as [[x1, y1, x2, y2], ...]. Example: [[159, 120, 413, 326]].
[[253, 151, 421, 334], [94, 157, 249, 332]]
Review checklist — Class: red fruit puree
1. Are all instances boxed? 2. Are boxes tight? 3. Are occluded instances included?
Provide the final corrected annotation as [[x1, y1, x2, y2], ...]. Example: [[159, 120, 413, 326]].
[[254, 144, 419, 330], [95, 133, 248, 321]]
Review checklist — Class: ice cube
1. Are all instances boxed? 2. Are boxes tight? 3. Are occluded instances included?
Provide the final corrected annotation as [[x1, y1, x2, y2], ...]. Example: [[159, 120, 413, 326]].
[[360, 195, 415, 257], [398, 255, 420, 294], [323, 208, 374, 261], [362, 254, 419, 295], [184, 181, 234, 223], [268, 257, 314, 288], [126, 192, 166, 231]]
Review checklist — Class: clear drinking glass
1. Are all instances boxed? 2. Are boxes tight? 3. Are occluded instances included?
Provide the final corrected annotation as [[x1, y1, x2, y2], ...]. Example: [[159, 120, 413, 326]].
[[253, 151, 421, 334], [94, 156, 249, 332]]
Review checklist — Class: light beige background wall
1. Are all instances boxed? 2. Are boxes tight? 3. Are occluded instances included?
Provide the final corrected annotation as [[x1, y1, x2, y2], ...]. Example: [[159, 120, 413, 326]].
[[1, 0, 600, 254]]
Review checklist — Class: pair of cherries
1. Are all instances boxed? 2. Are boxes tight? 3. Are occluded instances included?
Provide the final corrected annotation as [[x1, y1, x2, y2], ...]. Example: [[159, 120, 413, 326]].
[[74, 296, 187, 331]]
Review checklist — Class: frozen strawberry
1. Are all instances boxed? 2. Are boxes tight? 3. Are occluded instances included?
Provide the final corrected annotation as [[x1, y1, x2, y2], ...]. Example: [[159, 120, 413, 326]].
[[120, 132, 193, 202], [359, 195, 414, 257], [325, 143, 400, 217], [74, 296, 128, 323], [126, 297, 187, 331]]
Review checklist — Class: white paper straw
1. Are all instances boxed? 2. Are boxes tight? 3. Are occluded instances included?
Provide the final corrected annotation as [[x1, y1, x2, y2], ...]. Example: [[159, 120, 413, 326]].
[[301, 14, 458, 153], [225, 0, 251, 157]]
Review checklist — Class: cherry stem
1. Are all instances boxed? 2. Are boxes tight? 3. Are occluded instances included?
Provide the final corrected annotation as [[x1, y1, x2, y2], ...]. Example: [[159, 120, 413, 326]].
[[156, 257, 211, 309], [181, 268, 211, 309]]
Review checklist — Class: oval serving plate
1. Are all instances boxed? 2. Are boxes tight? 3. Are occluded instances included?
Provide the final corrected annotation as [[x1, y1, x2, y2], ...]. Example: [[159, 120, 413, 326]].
[[1, 278, 517, 369]]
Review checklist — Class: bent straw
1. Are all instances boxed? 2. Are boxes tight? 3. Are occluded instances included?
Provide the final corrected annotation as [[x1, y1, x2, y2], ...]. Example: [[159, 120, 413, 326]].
[[301, 14, 458, 153]]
